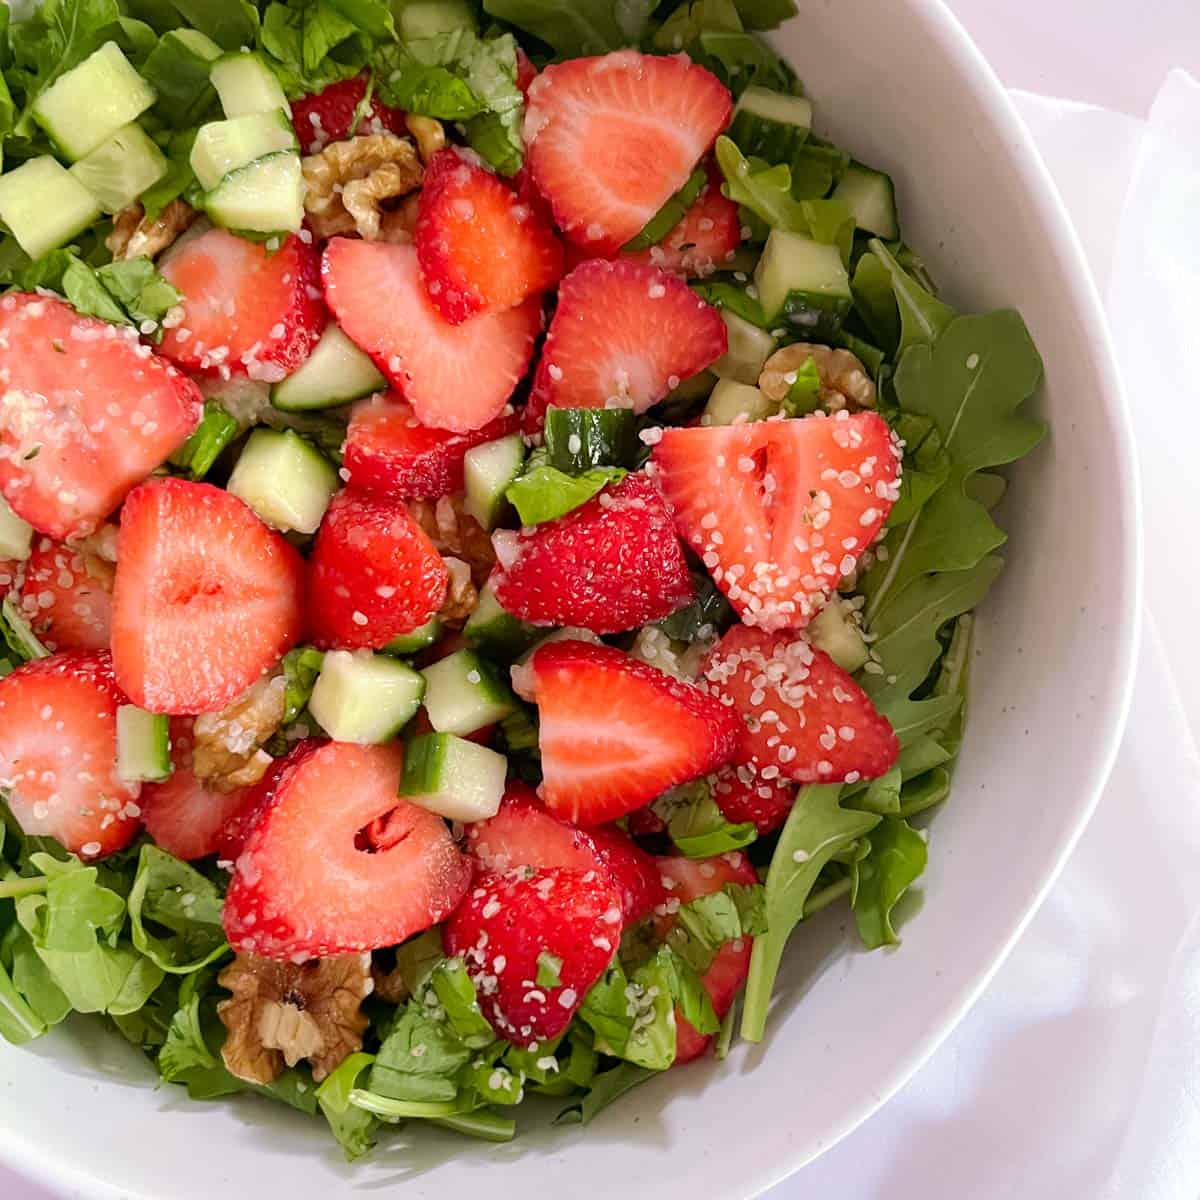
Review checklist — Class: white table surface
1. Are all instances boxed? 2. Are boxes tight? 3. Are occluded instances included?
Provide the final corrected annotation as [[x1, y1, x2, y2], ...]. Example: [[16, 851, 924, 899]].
[[5, 2, 1194, 1197]]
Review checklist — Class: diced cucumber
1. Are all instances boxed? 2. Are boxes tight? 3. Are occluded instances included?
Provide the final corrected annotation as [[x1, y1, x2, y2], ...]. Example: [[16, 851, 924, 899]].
[[832, 163, 899, 241], [464, 435, 525, 532], [701, 379, 773, 427], [210, 52, 290, 118], [394, 0, 478, 39], [463, 584, 539, 656], [173, 28, 224, 59], [711, 310, 776, 386], [421, 649, 519, 735], [33, 42, 156, 161], [116, 705, 171, 783], [190, 110, 296, 191], [398, 733, 508, 824], [728, 86, 813, 162], [204, 150, 304, 234], [69, 123, 167, 214], [0, 157, 101, 260], [0, 495, 33, 561], [809, 598, 869, 673], [226, 429, 338, 534], [271, 324, 386, 412], [754, 229, 852, 340], [142, 29, 222, 126], [308, 650, 425, 743], [384, 617, 443, 656], [544, 408, 636, 472]]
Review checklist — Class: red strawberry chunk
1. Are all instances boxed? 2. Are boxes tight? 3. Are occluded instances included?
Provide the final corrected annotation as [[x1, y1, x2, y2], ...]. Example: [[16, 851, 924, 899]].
[[0, 559, 16, 598], [711, 764, 796, 834], [466, 782, 666, 924], [524, 51, 732, 254], [306, 488, 448, 650], [11, 536, 112, 652], [140, 718, 256, 860], [158, 229, 325, 381], [0, 651, 140, 858], [344, 391, 520, 501], [290, 75, 407, 155], [111, 479, 305, 714], [323, 238, 542, 433], [703, 624, 899, 784], [443, 865, 622, 1045], [530, 639, 741, 825], [225, 740, 471, 959], [624, 165, 741, 278], [525, 260, 726, 431], [514, 47, 537, 96], [491, 472, 693, 633], [0, 294, 202, 540], [416, 147, 565, 324], [653, 412, 902, 630]]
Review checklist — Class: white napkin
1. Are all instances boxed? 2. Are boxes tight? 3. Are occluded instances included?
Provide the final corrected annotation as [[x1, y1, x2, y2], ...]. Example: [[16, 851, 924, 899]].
[[777, 73, 1200, 1200]]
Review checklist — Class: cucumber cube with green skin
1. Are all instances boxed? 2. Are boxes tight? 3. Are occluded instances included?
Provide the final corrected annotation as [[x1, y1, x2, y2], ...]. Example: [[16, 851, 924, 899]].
[[463, 585, 540, 656], [69, 123, 168, 214], [398, 733, 508, 823], [701, 379, 774, 427], [0, 157, 102, 260], [226, 429, 339, 535], [463, 434, 525, 531], [543, 408, 636, 472], [211, 53, 291, 118], [728, 86, 813, 163], [754, 229, 852, 339], [384, 617, 443, 656], [308, 650, 425, 744], [190, 110, 297, 191], [116, 705, 171, 783], [271, 324, 386, 412], [420, 649, 519, 735], [203, 150, 304, 234], [711, 310, 776, 387], [33, 42, 157, 161], [808, 598, 869, 673], [0, 495, 32, 561], [832, 163, 899, 241]]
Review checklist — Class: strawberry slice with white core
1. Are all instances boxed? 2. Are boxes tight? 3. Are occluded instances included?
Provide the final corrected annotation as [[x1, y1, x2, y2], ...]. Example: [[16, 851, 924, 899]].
[[524, 51, 732, 254], [158, 228, 325, 381], [703, 624, 899, 784], [0, 294, 202, 540], [322, 238, 542, 433], [12, 536, 113, 652], [0, 651, 141, 858], [526, 259, 727, 424], [224, 740, 471, 960], [652, 412, 902, 630], [111, 479, 304, 714], [530, 638, 742, 825]]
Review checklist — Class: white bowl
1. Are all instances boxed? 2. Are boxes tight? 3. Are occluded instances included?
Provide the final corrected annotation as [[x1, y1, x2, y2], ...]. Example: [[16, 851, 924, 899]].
[[0, 1, 1139, 1196]]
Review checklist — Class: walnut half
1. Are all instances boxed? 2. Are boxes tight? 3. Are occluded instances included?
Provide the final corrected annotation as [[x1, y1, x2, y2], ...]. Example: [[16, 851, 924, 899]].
[[192, 673, 286, 792], [217, 953, 373, 1085], [107, 200, 198, 261], [758, 343, 877, 412]]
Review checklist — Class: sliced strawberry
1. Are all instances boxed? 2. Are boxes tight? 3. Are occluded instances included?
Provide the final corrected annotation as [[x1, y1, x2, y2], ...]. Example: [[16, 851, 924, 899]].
[[11, 536, 112, 652], [514, 165, 556, 230], [703, 624, 899, 783], [466, 783, 666, 924], [530, 639, 741, 825], [624, 165, 741, 278], [290, 75, 407, 155], [224, 740, 471, 959], [344, 392, 520, 501], [0, 294, 201, 540], [0, 651, 140, 858], [515, 47, 537, 96], [416, 147, 565, 324], [158, 228, 324, 381], [443, 865, 622, 1045], [111, 479, 305, 714], [653, 413, 902, 630], [524, 260, 726, 430], [524, 51, 732, 254], [711, 764, 796, 834], [657, 852, 758, 1064], [306, 488, 448, 650], [140, 719, 256, 860], [491, 472, 693, 633], [323, 238, 541, 433]]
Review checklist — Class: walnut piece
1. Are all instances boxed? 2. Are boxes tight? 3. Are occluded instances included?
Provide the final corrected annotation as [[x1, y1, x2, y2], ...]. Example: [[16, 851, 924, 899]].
[[106, 200, 198, 261], [218, 953, 373, 1084], [371, 960, 410, 1006], [302, 134, 423, 241], [192, 673, 286, 792], [409, 495, 496, 589], [758, 343, 877, 412], [405, 114, 446, 163], [440, 556, 478, 624]]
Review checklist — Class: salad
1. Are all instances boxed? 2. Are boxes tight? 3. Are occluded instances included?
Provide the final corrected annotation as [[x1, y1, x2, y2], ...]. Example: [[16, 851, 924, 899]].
[[0, 0, 1046, 1162]]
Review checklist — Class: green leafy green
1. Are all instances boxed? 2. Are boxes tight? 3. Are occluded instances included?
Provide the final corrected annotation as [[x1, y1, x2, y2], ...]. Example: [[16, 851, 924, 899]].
[[690, 280, 771, 329], [2, 593, 49, 676], [317, 1051, 378, 1160], [623, 167, 707, 252], [40, 252, 183, 335], [780, 353, 821, 416], [852, 817, 927, 948], [483, 0, 651, 57], [141, 29, 220, 125], [368, 996, 474, 1103], [140, 128, 198, 220], [429, 956, 494, 1048], [657, 571, 734, 642], [669, 883, 766, 973], [556, 1062, 656, 1125], [869, 239, 955, 356], [653, 780, 757, 858], [279, 645, 325, 725], [715, 135, 807, 233], [259, 0, 373, 95], [535, 950, 563, 989], [170, 400, 240, 481], [126, 845, 228, 974], [506, 452, 626, 525]]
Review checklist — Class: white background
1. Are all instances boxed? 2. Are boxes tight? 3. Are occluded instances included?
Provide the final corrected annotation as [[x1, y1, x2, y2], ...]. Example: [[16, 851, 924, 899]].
[[5, 1, 1197, 1196]]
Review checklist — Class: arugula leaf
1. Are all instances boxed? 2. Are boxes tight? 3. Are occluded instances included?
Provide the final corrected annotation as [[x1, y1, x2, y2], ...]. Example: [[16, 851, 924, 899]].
[[278, 645, 324, 725], [780, 354, 821, 416], [483, 0, 648, 57], [372, 41, 482, 117], [169, 400, 240, 481], [656, 570, 734, 642], [898, 766, 951, 819], [93, 258, 182, 327], [157, 969, 219, 1081], [654, 0, 794, 93], [259, 0, 371, 96], [690, 281, 771, 329], [167, 0, 259, 49], [555, 1062, 656, 1125], [931, 612, 974, 757], [140, 129, 197, 220], [869, 239, 956, 356], [126, 845, 228, 974], [368, 996, 474, 1103], [715, 136, 807, 233], [653, 779, 757, 859], [429, 956, 494, 1048], [431, 1107, 517, 1141], [852, 817, 927, 948], [0, 959, 46, 1044], [741, 785, 879, 1041], [669, 882, 766, 972], [141, 29, 220, 125], [317, 1051, 378, 1161], [506, 454, 626, 525]]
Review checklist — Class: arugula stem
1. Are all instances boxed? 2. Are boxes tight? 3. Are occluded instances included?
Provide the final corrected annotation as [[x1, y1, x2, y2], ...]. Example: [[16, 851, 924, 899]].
[[0, 875, 48, 900], [802, 876, 852, 918]]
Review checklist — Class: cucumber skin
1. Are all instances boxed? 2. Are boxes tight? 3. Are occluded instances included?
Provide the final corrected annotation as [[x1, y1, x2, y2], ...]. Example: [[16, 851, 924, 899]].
[[543, 408, 637, 472], [781, 291, 853, 342]]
